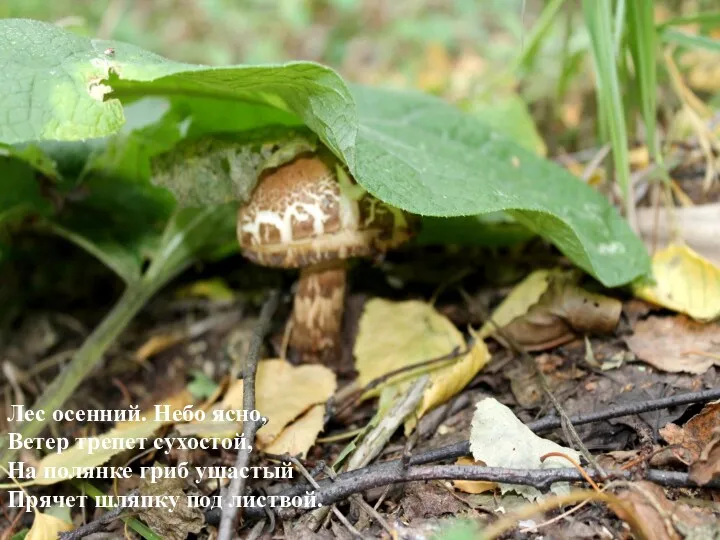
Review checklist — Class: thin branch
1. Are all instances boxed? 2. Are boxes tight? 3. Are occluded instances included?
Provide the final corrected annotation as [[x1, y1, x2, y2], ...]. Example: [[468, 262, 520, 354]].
[[323, 464, 393, 536], [527, 387, 720, 433], [208, 386, 720, 525], [59, 490, 139, 540], [244, 464, 720, 520], [286, 455, 363, 539], [217, 290, 280, 540]]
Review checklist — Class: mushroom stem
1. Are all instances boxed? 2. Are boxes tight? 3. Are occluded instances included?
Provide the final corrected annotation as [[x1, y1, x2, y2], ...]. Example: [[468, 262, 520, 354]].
[[290, 261, 347, 363]]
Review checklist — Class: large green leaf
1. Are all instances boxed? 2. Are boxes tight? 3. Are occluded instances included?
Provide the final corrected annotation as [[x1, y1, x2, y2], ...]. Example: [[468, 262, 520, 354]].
[[348, 85, 650, 287], [0, 19, 356, 161], [0, 19, 649, 287]]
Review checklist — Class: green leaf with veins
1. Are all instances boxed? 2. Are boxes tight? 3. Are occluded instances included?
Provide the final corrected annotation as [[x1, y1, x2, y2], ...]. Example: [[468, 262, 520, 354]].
[[348, 84, 650, 287], [0, 19, 650, 287], [151, 125, 318, 207], [0, 19, 355, 161]]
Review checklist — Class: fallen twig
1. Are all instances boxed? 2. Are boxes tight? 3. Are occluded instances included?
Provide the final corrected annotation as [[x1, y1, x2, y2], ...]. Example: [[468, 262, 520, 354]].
[[243, 464, 720, 520], [217, 290, 280, 540], [205, 386, 720, 525], [323, 464, 393, 536], [527, 387, 720, 433], [59, 490, 139, 540], [286, 455, 363, 538]]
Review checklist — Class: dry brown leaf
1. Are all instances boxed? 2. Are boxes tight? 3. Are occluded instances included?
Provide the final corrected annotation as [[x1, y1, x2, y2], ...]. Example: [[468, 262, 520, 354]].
[[262, 403, 325, 458], [660, 401, 720, 462], [690, 435, 720, 486], [625, 315, 720, 374], [482, 269, 621, 351], [355, 299, 490, 432], [138, 476, 204, 540], [452, 457, 496, 494], [614, 481, 715, 540]]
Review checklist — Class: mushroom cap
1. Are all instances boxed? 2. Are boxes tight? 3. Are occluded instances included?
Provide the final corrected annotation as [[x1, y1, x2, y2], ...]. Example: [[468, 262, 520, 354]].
[[237, 155, 416, 268]]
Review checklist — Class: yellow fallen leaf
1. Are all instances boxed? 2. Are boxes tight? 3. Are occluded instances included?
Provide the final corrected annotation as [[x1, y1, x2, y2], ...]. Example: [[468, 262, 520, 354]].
[[27, 511, 73, 539], [452, 456, 496, 494], [175, 277, 236, 302], [178, 359, 336, 448], [134, 333, 184, 362], [30, 390, 194, 486], [633, 243, 720, 321], [478, 269, 551, 339], [116, 389, 194, 431], [354, 299, 490, 432], [262, 404, 326, 457]]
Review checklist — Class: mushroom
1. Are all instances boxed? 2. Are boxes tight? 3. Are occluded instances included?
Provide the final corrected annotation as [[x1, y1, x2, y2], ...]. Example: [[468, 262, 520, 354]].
[[237, 154, 416, 365]]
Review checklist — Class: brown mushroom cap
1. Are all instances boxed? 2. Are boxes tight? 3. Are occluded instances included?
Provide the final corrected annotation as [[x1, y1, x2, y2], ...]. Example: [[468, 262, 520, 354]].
[[237, 155, 415, 267]]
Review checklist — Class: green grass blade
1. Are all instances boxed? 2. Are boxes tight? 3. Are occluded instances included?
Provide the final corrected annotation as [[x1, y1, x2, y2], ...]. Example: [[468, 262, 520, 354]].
[[626, 0, 659, 160], [514, 0, 567, 73], [661, 28, 720, 52], [657, 11, 720, 29], [613, 0, 627, 54], [582, 0, 635, 224]]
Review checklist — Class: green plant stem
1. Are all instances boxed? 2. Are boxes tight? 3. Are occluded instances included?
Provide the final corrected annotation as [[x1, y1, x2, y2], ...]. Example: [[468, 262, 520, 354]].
[[514, 0, 567, 73], [0, 282, 156, 466], [583, 0, 636, 229], [627, 0, 659, 161]]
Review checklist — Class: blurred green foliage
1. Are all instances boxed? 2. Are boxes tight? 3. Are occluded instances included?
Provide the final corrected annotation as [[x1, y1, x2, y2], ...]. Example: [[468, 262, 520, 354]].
[[2, 0, 531, 77]]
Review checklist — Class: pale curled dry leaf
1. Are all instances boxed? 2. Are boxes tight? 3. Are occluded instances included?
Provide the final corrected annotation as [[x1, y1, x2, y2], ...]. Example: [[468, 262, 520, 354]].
[[177, 359, 336, 456], [633, 243, 720, 321], [354, 299, 490, 433], [625, 316, 720, 374], [480, 269, 622, 351], [26, 511, 73, 540], [262, 404, 326, 458], [469, 398, 581, 501]]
